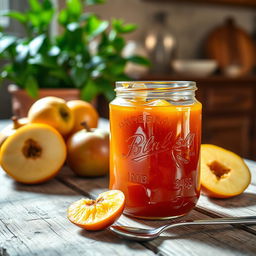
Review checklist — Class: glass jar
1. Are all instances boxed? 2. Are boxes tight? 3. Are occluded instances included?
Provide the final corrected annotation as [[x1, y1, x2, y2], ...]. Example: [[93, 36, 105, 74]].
[[109, 81, 202, 219], [144, 12, 176, 73]]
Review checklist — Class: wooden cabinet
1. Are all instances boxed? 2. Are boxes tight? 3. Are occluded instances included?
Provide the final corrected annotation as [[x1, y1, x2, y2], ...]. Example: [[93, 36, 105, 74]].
[[142, 75, 256, 160], [203, 116, 251, 157], [200, 84, 253, 158], [204, 87, 253, 113], [196, 76, 255, 159]]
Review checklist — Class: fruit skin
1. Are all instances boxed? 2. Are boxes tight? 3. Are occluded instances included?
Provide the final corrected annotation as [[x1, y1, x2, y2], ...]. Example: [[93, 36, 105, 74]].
[[0, 117, 28, 148], [67, 100, 98, 133], [200, 144, 251, 198], [67, 190, 125, 230], [201, 186, 231, 199], [67, 125, 109, 177], [28, 96, 74, 136], [0, 123, 67, 184]]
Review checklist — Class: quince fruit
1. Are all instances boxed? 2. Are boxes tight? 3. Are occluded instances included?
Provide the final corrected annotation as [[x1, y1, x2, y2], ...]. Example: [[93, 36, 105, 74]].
[[0, 123, 66, 184], [0, 116, 28, 148], [28, 96, 74, 136], [67, 100, 98, 133], [200, 144, 251, 198], [67, 122, 109, 177]]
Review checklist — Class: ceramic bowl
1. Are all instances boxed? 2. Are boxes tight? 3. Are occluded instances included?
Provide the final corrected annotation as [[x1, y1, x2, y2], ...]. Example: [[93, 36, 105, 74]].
[[172, 59, 218, 77]]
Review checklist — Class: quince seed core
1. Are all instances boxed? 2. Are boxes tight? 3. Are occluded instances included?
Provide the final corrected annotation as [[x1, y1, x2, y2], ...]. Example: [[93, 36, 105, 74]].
[[208, 160, 231, 180], [22, 139, 42, 159]]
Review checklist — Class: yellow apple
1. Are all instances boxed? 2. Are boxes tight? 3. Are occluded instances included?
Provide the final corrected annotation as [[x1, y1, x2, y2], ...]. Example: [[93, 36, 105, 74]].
[[0, 123, 66, 184], [28, 96, 74, 136], [201, 144, 251, 198], [67, 100, 99, 134]]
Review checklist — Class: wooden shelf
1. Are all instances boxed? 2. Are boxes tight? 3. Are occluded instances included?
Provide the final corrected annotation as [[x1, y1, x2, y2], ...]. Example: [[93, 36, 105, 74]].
[[141, 74, 256, 85], [143, 0, 256, 8]]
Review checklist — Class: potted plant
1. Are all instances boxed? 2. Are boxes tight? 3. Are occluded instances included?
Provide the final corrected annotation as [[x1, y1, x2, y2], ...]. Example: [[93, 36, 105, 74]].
[[0, 0, 149, 117]]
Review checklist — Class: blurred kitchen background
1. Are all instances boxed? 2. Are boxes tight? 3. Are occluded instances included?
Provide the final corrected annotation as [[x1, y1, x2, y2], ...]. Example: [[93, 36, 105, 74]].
[[1, 0, 256, 159]]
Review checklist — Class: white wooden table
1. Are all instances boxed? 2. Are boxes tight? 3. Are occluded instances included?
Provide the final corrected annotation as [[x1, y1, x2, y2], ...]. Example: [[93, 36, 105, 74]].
[[0, 119, 256, 256]]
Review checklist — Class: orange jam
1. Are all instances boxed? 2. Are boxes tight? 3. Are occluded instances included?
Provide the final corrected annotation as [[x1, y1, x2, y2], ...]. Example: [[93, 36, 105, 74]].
[[109, 81, 202, 219]]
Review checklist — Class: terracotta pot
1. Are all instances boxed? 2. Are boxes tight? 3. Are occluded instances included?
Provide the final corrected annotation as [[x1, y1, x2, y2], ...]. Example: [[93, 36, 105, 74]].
[[8, 84, 80, 118]]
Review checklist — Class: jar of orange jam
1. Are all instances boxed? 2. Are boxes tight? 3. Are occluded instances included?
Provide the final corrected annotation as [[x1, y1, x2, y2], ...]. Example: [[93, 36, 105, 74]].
[[109, 81, 202, 219]]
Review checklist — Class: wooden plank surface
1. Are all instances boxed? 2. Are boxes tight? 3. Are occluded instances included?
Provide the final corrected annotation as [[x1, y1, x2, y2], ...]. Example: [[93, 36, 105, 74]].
[[1, 165, 256, 256], [0, 116, 152, 256], [1, 119, 256, 255], [58, 163, 256, 256], [0, 169, 155, 256]]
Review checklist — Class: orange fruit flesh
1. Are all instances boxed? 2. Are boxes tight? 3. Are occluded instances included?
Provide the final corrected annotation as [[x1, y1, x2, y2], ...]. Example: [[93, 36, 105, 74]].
[[0, 124, 67, 184], [201, 144, 251, 198], [67, 190, 125, 230]]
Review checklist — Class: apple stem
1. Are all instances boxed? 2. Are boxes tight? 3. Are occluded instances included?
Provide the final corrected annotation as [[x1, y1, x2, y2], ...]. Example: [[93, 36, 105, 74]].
[[80, 121, 91, 132], [11, 116, 21, 129]]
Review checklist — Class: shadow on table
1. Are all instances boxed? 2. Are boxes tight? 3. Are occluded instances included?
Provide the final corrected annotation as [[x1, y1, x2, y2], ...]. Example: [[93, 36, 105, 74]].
[[79, 229, 149, 252], [208, 192, 256, 208], [55, 165, 109, 196], [152, 225, 256, 255], [12, 177, 79, 196], [79, 222, 256, 255], [10, 164, 108, 196]]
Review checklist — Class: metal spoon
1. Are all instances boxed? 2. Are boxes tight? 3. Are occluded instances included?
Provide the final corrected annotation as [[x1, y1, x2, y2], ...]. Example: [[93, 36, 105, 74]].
[[110, 216, 256, 241]]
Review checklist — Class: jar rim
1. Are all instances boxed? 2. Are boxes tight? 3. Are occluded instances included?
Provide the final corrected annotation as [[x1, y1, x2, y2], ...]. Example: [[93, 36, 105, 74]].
[[115, 81, 197, 92]]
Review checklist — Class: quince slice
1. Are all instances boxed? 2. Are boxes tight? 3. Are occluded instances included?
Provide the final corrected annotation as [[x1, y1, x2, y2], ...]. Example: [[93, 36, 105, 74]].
[[200, 144, 251, 198], [0, 123, 66, 184]]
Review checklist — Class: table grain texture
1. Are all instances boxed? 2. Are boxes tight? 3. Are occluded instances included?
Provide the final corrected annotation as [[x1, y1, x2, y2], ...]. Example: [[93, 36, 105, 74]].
[[0, 119, 256, 256]]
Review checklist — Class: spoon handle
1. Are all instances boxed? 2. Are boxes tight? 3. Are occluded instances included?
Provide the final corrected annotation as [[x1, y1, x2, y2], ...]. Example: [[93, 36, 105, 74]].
[[160, 216, 256, 233], [193, 216, 256, 225]]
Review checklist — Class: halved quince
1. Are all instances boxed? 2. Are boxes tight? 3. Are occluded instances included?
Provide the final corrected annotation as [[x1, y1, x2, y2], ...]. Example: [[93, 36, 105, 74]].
[[0, 123, 66, 184], [201, 144, 251, 198]]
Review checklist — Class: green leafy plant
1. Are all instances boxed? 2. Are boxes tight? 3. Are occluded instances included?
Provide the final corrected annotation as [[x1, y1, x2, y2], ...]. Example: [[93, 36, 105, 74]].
[[0, 0, 149, 101]]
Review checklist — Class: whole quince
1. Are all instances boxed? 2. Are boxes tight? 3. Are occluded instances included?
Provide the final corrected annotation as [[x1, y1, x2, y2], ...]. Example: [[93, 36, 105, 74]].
[[0, 116, 28, 148], [28, 96, 74, 136], [67, 122, 109, 177], [67, 100, 99, 134]]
